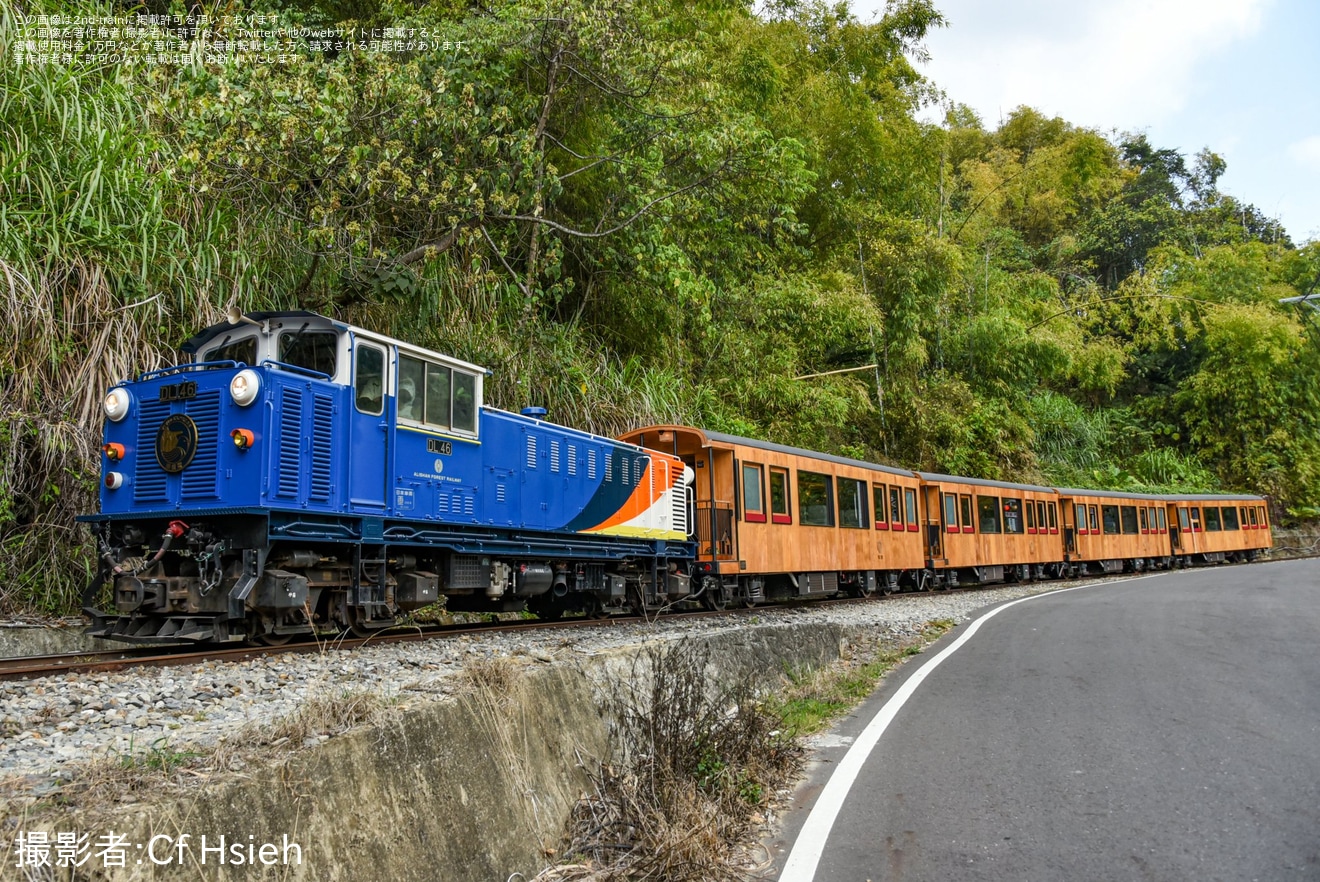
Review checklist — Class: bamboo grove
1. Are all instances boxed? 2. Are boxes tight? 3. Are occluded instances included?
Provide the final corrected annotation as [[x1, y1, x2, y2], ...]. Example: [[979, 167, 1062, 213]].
[[2, 0, 1317, 613]]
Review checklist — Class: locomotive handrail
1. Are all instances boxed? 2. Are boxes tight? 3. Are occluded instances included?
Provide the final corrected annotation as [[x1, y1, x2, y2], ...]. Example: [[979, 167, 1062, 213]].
[[139, 360, 241, 381], [259, 359, 332, 380]]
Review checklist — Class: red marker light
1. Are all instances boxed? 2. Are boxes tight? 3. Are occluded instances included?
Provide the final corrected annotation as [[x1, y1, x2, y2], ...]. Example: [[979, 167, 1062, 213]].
[[105, 471, 124, 490]]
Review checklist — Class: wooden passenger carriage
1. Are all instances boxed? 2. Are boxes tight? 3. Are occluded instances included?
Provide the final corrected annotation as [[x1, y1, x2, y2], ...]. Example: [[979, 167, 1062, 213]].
[[917, 474, 1062, 585], [1165, 494, 1271, 563], [1056, 489, 1174, 573], [620, 426, 925, 605]]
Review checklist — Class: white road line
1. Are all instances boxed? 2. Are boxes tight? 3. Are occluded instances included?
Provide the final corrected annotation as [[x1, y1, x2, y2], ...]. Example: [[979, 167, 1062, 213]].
[[777, 575, 1158, 882]]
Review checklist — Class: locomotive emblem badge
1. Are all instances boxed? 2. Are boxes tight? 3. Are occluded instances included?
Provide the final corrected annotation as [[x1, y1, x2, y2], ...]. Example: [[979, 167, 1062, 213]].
[[155, 414, 198, 474]]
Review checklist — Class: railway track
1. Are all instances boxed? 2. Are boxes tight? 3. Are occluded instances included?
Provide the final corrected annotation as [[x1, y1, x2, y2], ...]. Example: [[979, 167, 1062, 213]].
[[1, 562, 1269, 682]]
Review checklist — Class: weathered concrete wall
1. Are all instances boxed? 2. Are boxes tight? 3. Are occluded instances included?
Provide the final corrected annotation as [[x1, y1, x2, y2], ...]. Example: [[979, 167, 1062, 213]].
[[11, 622, 849, 882], [0, 623, 129, 657]]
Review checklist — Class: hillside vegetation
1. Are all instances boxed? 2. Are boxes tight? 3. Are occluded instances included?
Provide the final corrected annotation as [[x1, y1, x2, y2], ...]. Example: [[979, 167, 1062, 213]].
[[2, 0, 1317, 613]]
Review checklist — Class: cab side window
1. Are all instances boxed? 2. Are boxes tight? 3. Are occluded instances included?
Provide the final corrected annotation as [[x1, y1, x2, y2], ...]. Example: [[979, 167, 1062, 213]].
[[355, 344, 385, 415]]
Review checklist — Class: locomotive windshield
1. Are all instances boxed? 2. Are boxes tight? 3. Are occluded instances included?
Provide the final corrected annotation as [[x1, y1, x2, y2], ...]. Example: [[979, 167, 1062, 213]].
[[203, 335, 257, 365], [279, 329, 338, 376]]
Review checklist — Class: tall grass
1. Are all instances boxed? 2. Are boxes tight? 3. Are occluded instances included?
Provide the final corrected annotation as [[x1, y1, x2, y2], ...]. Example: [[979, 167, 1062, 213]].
[[0, 7, 262, 612]]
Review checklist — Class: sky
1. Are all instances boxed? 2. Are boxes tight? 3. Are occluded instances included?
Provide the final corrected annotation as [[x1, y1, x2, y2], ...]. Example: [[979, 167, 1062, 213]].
[[856, 0, 1320, 243]]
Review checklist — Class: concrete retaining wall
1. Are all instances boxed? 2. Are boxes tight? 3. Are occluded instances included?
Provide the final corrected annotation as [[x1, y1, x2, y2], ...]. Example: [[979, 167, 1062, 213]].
[[23, 622, 848, 882]]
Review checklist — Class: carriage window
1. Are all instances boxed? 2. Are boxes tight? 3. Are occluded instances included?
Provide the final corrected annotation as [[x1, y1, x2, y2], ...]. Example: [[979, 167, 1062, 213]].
[[1088, 505, 1099, 532], [977, 495, 1001, 534], [742, 463, 765, 523], [873, 484, 888, 529], [838, 477, 867, 529], [1221, 506, 1239, 530], [1075, 502, 1087, 533], [1037, 501, 1047, 531], [889, 487, 902, 528], [398, 355, 426, 422], [1189, 507, 1202, 531], [279, 330, 338, 377], [1139, 508, 1149, 532], [1047, 501, 1057, 531], [354, 344, 385, 415], [1026, 501, 1037, 531], [770, 468, 791, 524], [1177, 507, 1190, 530], [1248, 507, 1259, 528], [426, 363, 452, 427], [204, 335, 257, 366], [1121, 506, 1138, 534], [1204, 506, 1222, 531], [904, 489, 918, 528], [1156, 508, 1166, 530], [1003, 498, 1024, 534], [944, 493, 959, 533], [961, 495, 974, 532], [798, 471, 834, 527], [452, 372, 477, 433], [1101, 505, 1120, 534], [1257, 505, 1267, 528]]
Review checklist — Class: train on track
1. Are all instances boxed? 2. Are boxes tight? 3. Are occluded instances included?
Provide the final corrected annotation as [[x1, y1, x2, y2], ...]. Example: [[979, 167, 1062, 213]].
[[80, 311, 1272, 644]]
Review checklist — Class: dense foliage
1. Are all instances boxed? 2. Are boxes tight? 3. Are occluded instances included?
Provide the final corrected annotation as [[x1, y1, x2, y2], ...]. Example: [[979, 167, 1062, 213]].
[[2, 0, 1316, 612]]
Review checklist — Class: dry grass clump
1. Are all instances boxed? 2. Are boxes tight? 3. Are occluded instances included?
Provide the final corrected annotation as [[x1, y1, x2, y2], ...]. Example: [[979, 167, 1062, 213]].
[[538, 641, 801, 882]]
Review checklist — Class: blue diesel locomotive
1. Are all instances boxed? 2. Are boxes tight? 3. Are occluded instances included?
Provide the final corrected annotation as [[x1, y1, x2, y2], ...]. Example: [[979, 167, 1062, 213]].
[[80, 311, 694, 643]]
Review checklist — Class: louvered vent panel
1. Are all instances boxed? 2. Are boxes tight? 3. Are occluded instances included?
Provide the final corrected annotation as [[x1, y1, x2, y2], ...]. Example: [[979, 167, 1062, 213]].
[[605, 454, 613, 483], [133, 399, 171, 503], [568, 445, 577, 476], [310, 393, 333, 501], [587, 449, 597, 479], [464, 495, 474, 517], [438, 494, 450, 513], [276, 387, 303, 498], [550, 440, 560, 473], [526, 435, 537, 469], [180, 391, 220, 499], [496, 483, 506, 504]]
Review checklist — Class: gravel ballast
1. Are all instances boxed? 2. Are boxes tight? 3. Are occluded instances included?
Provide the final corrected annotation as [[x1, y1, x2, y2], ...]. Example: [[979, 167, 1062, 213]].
[[0, 580, 1093, 800]]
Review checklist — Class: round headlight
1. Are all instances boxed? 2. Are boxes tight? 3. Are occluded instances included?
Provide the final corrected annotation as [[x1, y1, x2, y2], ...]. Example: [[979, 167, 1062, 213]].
[[230, 369, 261, 406], [104, 388, 131, 423]]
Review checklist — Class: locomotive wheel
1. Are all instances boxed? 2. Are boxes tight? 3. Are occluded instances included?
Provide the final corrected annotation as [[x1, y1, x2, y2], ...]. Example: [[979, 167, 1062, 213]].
[[256, 632, 293, 646]]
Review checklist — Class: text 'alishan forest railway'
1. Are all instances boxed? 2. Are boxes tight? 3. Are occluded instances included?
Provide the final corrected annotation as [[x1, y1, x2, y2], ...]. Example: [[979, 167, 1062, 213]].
[[81, 312, 1272, 644]]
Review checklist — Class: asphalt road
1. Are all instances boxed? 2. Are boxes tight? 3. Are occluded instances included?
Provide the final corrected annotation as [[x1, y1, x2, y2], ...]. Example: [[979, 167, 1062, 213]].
[[770, 559, 1320, 882]]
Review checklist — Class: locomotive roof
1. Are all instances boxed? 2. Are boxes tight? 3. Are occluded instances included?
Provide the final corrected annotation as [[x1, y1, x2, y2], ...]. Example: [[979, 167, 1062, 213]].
[[181, 310, 489, 375], [181, 311, 326, 354], [916, 472, 1057, 494], [700, 429, 914, 478]]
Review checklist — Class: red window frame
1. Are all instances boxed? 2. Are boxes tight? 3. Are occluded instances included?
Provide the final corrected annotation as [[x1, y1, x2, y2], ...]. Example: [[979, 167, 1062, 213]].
[[741, 462, 766, 523], [889, 487, 903, 529], [1189, 506, 1202, 533], [1026, 500, 1037, 534], [944, 492, 960, 534], [904, 488, 919, 532], [1248, 506, 1259, 529], [960, 495, 975, 533], [768, 467, 791, 525], [1087, 505, 1099, 533], [1075, 502, 1088, 535], [1047, 501, 1058, 533], [873, 483, 889, 530], [1259, 505, 1267, 528], [1139, 507, 1149, 534], [1156, 508, 1167, 532]]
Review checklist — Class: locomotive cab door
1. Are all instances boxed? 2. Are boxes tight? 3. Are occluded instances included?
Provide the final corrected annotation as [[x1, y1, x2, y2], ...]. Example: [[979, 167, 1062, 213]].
[[347, 337, 390, 510]]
